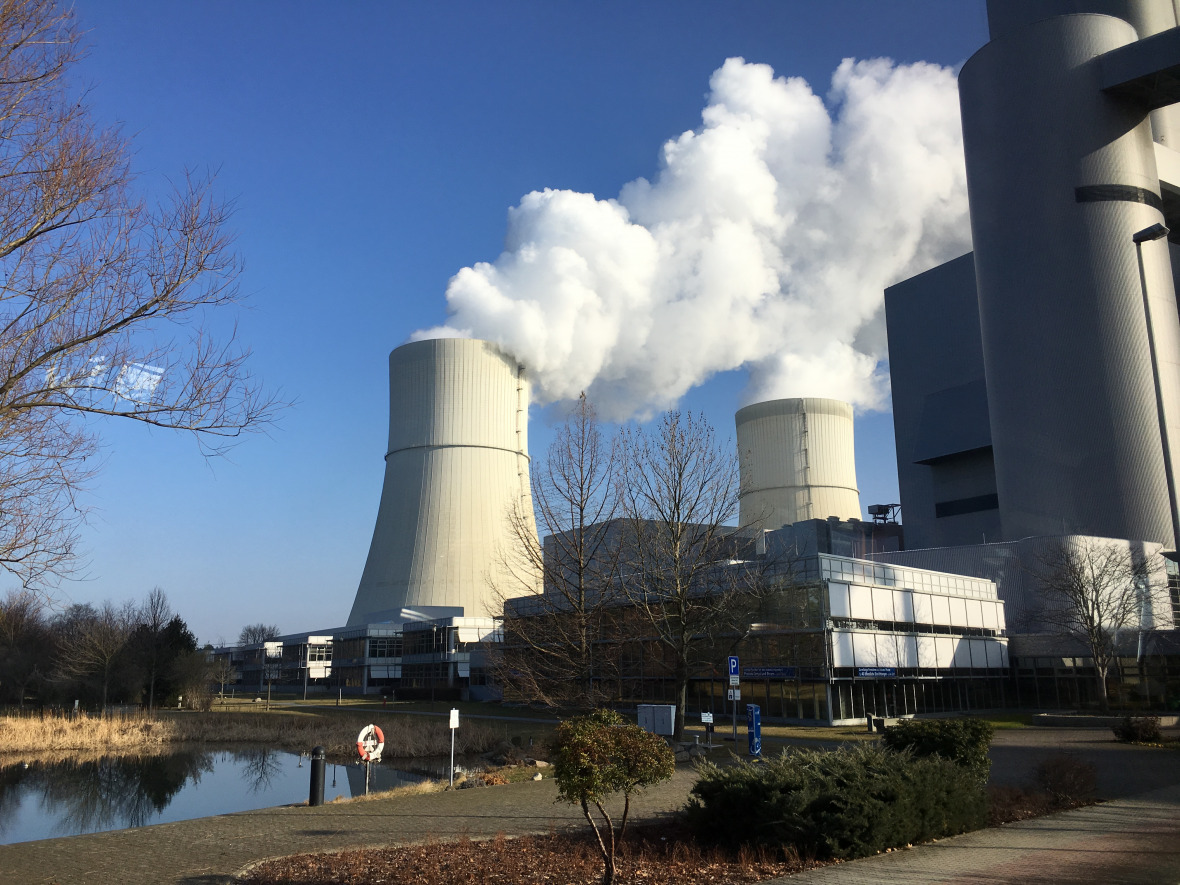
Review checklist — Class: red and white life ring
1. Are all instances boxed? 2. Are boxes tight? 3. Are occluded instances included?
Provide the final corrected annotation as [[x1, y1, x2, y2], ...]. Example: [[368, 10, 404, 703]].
[[357, 723, 384, 761]]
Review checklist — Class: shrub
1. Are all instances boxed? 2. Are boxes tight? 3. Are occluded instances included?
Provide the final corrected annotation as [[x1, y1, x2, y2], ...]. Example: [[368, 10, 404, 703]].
[[1111, 715, 1161, 743], [686, 744, 987, 861], [551, 709, 675, 885], [880, 717, 994, 784], [1034, 754, 1096, 806]]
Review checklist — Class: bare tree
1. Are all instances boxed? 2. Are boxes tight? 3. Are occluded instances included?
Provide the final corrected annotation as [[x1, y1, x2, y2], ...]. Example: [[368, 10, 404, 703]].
[[0, 588, 50, 706], [238, 623, 280, 646], [494, 394, 623, 709], [0, 1, 278, 588], [1034, 537, 1163, 712], [55, 600, 136, 712], [616, 410, 754, 741], [134, 587, 171, 711]]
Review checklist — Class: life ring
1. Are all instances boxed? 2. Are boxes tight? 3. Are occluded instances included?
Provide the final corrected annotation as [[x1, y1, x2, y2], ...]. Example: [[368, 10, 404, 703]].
[[357, 723, 384, 761]]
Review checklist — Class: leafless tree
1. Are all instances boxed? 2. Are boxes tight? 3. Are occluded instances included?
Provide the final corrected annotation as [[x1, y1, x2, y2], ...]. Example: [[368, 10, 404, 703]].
[[494, 394, 624, 709], [0, 1, 279, 589], [238, 623, 280, 646], [1033, 537, 1164, 712], [134, 587, 172, 711], [0, 587, 50, 705], [55, 600, 136, 712], [616, 410, 757, 741]]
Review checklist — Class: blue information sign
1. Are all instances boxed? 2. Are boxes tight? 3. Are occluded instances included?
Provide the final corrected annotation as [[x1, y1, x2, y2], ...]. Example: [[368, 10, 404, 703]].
[[746, 704, 762, 756], [856, 667, 898, 678], [728, 655, 740, 677], [743, 666, 797, 679]]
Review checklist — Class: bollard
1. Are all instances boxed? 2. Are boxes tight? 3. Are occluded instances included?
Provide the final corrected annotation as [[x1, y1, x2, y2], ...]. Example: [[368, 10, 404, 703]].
[[309, 746, 326, 807], [866, 715, 874, 733]]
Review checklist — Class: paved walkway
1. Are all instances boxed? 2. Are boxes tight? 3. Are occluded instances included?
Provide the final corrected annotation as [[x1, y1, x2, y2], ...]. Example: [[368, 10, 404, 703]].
[[770, 782, 1180, 885], [2, 728, 1178, 885]]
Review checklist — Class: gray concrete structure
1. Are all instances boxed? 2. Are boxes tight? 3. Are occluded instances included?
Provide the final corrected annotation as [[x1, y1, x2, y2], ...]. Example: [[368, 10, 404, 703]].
[[736, 398, 860, 531], [884, 254, 998, 550], [347, 338, 538, 625], [888, 0, 1180, 549]]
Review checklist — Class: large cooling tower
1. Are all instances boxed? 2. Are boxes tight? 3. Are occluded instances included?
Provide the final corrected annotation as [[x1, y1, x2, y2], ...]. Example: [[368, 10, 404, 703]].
[[347, 338, 537, 625], [735, 398, 861, 530]]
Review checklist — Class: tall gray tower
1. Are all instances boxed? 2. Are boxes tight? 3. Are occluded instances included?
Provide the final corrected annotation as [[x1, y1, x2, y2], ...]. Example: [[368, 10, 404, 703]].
[[952, 0, 1180, 545]]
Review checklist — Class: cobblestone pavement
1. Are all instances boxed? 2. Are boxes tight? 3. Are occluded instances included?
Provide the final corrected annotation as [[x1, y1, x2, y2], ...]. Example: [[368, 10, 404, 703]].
[[2, 727, 1178, 885]]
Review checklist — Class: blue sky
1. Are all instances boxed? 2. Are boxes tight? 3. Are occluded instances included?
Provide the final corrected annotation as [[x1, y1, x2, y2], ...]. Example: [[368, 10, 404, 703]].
[[56, 2, 991, 644]]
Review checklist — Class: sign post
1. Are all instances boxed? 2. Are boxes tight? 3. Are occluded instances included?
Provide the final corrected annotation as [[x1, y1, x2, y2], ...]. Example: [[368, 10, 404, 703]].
[[449, 707, 459, 788], [746, 703, 762, 757], [727, 656, 739, 743]]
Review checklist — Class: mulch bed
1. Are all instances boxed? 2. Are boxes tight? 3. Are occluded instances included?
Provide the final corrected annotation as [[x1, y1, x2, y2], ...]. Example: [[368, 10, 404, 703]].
[[242, 783, 1092, 884], [241, 820, 818, 885]]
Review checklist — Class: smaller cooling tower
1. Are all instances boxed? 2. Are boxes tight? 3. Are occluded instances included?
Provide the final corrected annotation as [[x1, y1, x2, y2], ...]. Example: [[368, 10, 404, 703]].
[[347, 338, 537, 626], [736, 398, 860, 530]]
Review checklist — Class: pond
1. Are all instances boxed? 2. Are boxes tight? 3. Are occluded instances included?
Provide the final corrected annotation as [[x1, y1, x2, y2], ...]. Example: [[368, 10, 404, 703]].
[[0, 748, 458, 845]]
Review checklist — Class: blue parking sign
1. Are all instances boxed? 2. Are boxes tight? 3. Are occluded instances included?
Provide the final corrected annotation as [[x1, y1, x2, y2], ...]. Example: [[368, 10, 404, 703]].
[[746, 704, 761, 756], [728, 655, 739, 677]]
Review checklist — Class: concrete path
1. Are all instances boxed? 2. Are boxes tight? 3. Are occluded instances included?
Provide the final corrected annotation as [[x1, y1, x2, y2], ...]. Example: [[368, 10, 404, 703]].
[[769, 782, 1180, 885], [2, 727, 1178, 885]]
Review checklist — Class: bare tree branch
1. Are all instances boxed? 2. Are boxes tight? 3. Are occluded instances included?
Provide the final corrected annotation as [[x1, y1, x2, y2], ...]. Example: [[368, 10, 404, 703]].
[[0, 1, 281, 587]]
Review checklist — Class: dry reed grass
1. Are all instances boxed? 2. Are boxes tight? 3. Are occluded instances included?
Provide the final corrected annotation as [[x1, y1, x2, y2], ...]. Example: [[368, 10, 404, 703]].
[[0, 710, 503, 760]]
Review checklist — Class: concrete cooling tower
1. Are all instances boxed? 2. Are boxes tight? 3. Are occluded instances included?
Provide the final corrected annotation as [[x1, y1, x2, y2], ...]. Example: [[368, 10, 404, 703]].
[[347, 338, 537, 625], [736, 398, 861, 530]]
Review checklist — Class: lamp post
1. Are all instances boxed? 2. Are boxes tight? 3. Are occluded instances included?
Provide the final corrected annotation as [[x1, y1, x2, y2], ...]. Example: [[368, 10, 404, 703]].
[[1133, 222, 1180, 554]]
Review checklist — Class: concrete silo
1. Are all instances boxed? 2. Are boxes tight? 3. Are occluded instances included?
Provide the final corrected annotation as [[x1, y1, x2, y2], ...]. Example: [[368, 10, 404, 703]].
[[735, 397, 861, 531], [347, 338, 537, 625], [960, 0, 1180, 545]]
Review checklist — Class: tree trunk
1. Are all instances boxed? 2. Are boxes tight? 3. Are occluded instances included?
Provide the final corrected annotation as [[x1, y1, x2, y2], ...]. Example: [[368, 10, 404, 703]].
[[1096, 667, 1110, 713], [674, 665, 689, 741]]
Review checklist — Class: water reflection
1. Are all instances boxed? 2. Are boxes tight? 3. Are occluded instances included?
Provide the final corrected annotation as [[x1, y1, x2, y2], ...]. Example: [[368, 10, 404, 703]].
[[41, 752, 214, 833], [237, 747, 283, 793], [0, 748, 451, 845]]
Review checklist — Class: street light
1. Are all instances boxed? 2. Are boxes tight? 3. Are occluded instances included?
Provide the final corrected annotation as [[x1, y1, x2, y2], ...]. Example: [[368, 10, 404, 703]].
[[1132, 221, 1180, 554]]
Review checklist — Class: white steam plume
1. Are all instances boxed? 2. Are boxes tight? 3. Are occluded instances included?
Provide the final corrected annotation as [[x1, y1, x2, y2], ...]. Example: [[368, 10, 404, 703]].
[[415, 56, 970, 420]]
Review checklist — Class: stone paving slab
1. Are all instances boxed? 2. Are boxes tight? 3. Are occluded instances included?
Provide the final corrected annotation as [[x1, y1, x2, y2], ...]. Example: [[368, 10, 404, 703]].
[[767, 783, 1180, 885]]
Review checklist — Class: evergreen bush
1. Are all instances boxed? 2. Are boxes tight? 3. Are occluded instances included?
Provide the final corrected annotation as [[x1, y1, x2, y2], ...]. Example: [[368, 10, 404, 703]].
[[880, 717, 994, 784], [1111, 715, 1161, 743], [686, 744, 987, 860]]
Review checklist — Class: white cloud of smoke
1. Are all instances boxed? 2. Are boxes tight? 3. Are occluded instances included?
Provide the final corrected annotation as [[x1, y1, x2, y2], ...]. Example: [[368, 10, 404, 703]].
[[415, 56, 970, 421]]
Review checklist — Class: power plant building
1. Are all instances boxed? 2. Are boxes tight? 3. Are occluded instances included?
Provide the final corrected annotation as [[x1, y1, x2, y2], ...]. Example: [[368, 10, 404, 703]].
[[888, 0, 1180, 552]]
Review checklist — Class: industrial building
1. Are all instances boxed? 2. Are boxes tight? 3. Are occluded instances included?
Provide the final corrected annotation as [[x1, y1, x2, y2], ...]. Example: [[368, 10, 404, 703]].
[[887, 0, 1180, 551], [214, 1, 1180, 715], [879, 0, 1180, 709]]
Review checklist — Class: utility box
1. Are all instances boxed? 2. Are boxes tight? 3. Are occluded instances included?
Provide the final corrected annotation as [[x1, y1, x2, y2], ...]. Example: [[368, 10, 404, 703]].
[[637, 704, 675, 736]]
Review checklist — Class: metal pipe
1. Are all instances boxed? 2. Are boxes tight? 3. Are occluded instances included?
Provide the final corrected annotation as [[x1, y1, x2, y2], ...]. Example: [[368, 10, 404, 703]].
[[1133, 223, 1180, 553]]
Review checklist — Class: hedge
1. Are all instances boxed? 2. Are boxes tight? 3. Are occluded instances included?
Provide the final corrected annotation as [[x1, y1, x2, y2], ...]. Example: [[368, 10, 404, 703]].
[[686, 744, 987, 860], [880, 717, 994, 784]]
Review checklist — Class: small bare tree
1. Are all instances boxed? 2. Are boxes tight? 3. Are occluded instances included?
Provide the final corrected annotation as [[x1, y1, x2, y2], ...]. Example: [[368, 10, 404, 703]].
[[494, 394, 624, 708], [616, 410, 755, 741], [1034, 538, 1163, 712], [0, 1, 279, 589]]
